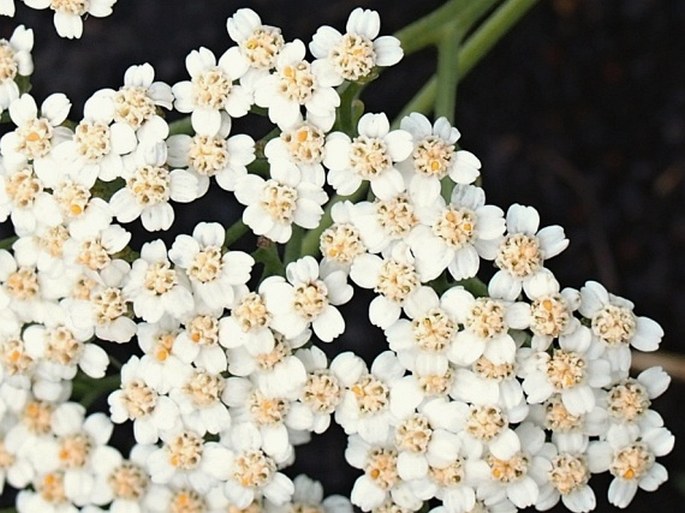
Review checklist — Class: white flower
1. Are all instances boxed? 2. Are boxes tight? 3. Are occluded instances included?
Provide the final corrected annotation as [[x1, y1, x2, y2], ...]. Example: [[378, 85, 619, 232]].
[[349, 193, 419, 254], [335, 351, 405, 444], [172, 46, 252, 135], [108, 355, 181, 444], [0, 93, 72, 171], [174, 309, 228, 375], [99, 63, 173, 144], [407, 184, 505, 282], [441, 287, 529, 367], [227, 8, 285, 71], [235, 162, 327, 243], [122, 240, 194, 323], [398, 113, 481, 205], [23, 0, 117, 39], [220, 423, 295, 508], [346, 434, 421, 512], [587, 424, 674, 508], [169, 221, 254, 310], [310, 7, 402, 85], [169, 367, 230, 436], [579, 280, 664, 375], [266, 474, 353, 513], [167, 112, 255, 192], [52, 89, 137, 183], [520, 325, 611, 415], [318, 200, 367, 275], [60, 213, 129, 273], [254, 39, 340, 130], [0, 25, 33, 113], [487, 204, 569, 301], [219, 286, 276, 354], [350, 245, 427, 330], [261, 255, 352, 342], [135, 317, 191, 393], [324, 113, 412, 200], [109, 142, 199, 231]]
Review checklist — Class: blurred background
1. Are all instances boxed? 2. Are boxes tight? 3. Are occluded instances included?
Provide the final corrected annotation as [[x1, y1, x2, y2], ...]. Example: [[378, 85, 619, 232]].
[[0, 1, 683, 511]]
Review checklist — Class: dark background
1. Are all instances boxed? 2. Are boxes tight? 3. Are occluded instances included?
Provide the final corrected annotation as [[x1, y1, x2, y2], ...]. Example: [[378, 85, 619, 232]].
[[1, 1, 683, 512]]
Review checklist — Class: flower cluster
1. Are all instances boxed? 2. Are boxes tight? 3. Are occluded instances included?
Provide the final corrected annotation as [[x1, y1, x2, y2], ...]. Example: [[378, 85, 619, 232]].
[[0, 6, 674, 513]]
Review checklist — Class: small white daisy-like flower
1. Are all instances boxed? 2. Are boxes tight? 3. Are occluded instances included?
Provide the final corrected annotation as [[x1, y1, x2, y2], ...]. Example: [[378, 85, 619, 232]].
[[477, 423, 552, 510], [310, 7, 402, 85], [261, 255, 352, 342], [0, 92, 72, 171], [579, 280, 664, 374], [220, 422, 295, 508], [172, 46, 252, 135], [174, 308, 228, 375], [455, 402, 522, 461], [61, 219, 130, 273], [441, 286, 530, 367], [169, 367, 230, 435], [169, 221, 254, 310], [235, 162, 327, 243], [335, 351, 405, 445], [602, 366, 670, 430], [0, 162, 62, 236], [167, 111, 255, 192], [0, 426, 33, 495], [520, 325, 611, 416], [227, 8, 285, 71], [52, 89, 137, 184], [122, 239, 194, 323], [535, 435, 596, 513], [99, 63, 173, 144], [254, 39, 340, 130], [266, 474, 354, 513], [109, 141, 199, 231], [219, 286, 276, 354], [345, 434, 421, 512], [487, 204, 569, 301], [451, 354, 524, 412], [587, 424, 674, 509], [350, 244, 427, 330], [398, 113, 481, 205], [108, 355, 181, 444], [22, 0, 117, 39], [408, 184, 505, 282], [0, 25, 33, 113], [318, 200, 367, 275], [324, 113, 413, 200]]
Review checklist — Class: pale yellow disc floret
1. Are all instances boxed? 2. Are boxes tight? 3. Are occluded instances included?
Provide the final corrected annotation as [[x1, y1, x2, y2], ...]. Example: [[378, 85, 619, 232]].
[[293, 280, 328, 320], [302, 369, 342, 414], [233, 450, 276, 488], [591, 304, 637, 346], [432, 206, 476, 249], [365, 447, 398, 490], [607, 380, 651, 423], [413, 136, 454, 178], [473, 355, 515, 382], [351, 374, 389, 415], [188, 246, 223, 283], [417, 368, 454, 397], [412, 307, 456, 352], [255, 335, 291, 370], [16, 117, 53, 159], [58, 433, 92, 469], [183, 371, 224, 407], [170, 489, 207, 513], [50, 0, 88, 15], [261, 179, 298, 222], [39, 225, 69, 258], [0, 440, 15, 469], [546, 349, 586, 390], [127, 165, 170, 206], [530, 294, 570, 337], [45, 326, 82, 366], [429, 459, 466, 488], [0, 338, 32, 375], [92, 287, 128, 324], [114, 86, 156, 129], [39, 471, 67, 504], [77, 239, 111, 271], [241, 27, 284, 70], [487, 452, 529, 483], [0, 41, 18, 82], [186, 315, 219, 346], [496, 233, 543, 278], [23, 400, 54, 435], [108, 462, 149, 501], [282, 123, 326, 164], [188, 135, 229, 176], [320, 223, 364, 264], [121, 379, 157, 418], [75, 120, 111, 162], [54, 181, 91, 218], [544, 394, 584, 432], [248, 390, 289, 425], [5, 168, 43, 208], [394, 413, 432, 453], [465, 298, 507, 339], [279, 61, 315, 104], [610, 442, 654, 481], [5, 266, 39, 300], [375, 194, 418, 238], [350, 135, 391, 179], [143, 261, 177, 295], [375, 259, 419, 303], [192, 68, 232, 109], [549, 453, 590, 495], [330, 33, 376, 81], [465, 405, 506, 441], [233, 292, 271, 332], [167, 431, 204, 470]]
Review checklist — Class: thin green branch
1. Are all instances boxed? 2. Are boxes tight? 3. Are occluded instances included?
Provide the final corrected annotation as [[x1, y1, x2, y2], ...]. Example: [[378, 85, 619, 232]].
[[0, 236, 17, 250], [168, 116, 193, 136], [434, 22, 463, 123], [224, 219, 249, 247]]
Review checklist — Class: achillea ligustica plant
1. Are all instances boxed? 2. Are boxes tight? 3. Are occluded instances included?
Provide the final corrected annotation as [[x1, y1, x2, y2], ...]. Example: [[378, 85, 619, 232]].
[[0, 2, 674, 513]]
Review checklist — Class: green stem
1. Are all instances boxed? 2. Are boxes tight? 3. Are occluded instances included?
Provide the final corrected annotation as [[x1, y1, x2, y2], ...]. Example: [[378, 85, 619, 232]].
[[168, 116, 193, 136], [456, 276, 489, 297], [336, 81, 365, 133], [224, 219, 249, 248], [434, 22, 463, 123], [0, 236, 17, 250], [284, 226, 304, 265], [253, 243, 285, 280], [458, 0, 541, 77], [72, 374, 121, 409], [300, 185, 369, 257], [248, 158, 270, 177], [395, 0, 470, 55]]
